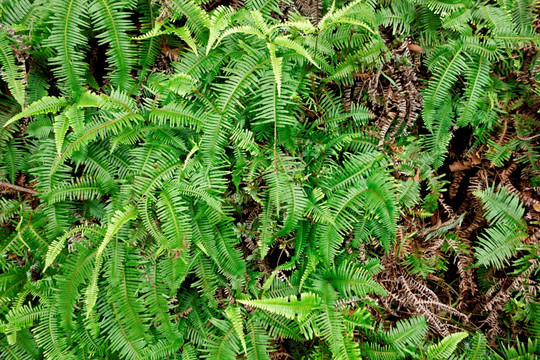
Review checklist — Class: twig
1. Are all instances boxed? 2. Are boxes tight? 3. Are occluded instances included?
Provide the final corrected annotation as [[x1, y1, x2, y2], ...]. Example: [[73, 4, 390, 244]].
[[0, 181, 37, 195], [517, 132, 540, 141]]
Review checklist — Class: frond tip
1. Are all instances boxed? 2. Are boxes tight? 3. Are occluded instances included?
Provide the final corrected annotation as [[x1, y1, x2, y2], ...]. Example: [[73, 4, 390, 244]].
[[238, 293, 320, 321]]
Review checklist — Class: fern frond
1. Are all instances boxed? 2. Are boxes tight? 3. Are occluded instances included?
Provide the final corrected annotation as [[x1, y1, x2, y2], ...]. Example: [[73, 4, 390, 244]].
[[167, 0, 210, 43], [104, 241, 151, 349], [465, 333, 487, 360], [273, 36, 319, 68], [149, 102, 203, 131], [424, 332, 467, 360], [422, 98, 454, 169], [0, 32, 25, 106], [318, 261, 387, 298], [213, 222, 247, 285], [156, 185, 190, 249], [246, 319, 272, 360], [320, 151, 384, 192], [46, 177, 104, 204], [360, 343, 400, 360], [46, 0, 89, 97], [511, 0, 535, 36], [475, 223, 526, 269], [224, 306, 247, 354], [382, 316, 429, 347], [423, 43, 466, 127], [238, 293, 320, 321], [90, 0, 136, 91], [441, 8, 472, 33], [457, 55, 491, 126], [473, 186, 526, 230], [267, 43, 283, 96], [204, 322, 240, 360], [85, 204, 137, 316], [4, 96, 69, 128]]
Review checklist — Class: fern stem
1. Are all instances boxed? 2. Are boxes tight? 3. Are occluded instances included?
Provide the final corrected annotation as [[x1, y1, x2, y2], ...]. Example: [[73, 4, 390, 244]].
[[0, 181, 37, 194]]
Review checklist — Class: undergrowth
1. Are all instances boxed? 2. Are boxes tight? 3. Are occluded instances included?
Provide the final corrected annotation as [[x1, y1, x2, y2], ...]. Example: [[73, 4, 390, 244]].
[[0, 0, 539, 359]]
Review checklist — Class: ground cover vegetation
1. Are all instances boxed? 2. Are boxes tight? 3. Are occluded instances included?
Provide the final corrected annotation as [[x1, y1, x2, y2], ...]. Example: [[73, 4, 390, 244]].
[[0, 0, 539, 358]]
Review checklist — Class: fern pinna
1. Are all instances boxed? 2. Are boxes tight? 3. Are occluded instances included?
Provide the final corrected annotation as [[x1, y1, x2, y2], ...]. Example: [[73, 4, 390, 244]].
[[0, 0, 539, 359]]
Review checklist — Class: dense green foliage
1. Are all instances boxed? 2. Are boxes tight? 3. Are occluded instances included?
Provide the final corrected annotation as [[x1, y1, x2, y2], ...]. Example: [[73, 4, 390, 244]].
[[0, 0, 539, 359]]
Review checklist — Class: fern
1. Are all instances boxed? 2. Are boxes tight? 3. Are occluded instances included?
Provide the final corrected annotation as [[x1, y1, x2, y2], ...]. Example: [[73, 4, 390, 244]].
[[90, 0, 136, 91], [0, 0, 537, 358], [85, 205, 138, 316], [422, 43, 467, 128], [382, 316, 429, 347], [457, 55, 491, 126], [474, 186, 526, 230], [0, 32, 25, 106], [475, 223, 526, 269], [238, 293, 320, 321], [46, 0, 89, 97], [424, 332, 468, 360], [422, 97, 454, 169]]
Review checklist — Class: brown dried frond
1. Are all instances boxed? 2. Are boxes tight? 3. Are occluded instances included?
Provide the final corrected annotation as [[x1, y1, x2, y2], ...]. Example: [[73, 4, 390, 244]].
[[449, 171, 464, 200], [463, 208, 485, 236], [496, 117, 512, 146], [438, 195, 455, 217], [501, 163, 540, 207], [229, 0, 243, 9], [342, 85, 352, 112], [335, 297, 362, 310], [294, 0, 322, 25], [475, 258, 540, 343], [526, 230, 540, 245], [468, 170, 489, 193], [352, 38, 422, 144], [515, 45, 540, 86], [244, 236, 257, 251], [376, 258, 467, 337], [455, 195, 471, 216], [448, 236, 477, 308], [243, 201, 262, 229], [154, 0, 174, 23], [270, 343, 292, 360]]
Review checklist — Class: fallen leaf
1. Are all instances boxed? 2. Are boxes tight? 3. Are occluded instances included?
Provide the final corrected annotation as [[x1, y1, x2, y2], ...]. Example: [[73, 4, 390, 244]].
[[469, 151, 482, 165], [449, 161, 472, 172], [413, 168, 421, 182], [407, 43, 424, 53]]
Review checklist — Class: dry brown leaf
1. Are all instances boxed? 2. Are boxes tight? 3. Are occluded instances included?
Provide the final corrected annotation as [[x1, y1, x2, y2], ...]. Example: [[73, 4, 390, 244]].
[[407, 43, 424, 53], [449, 161, 472, 172]]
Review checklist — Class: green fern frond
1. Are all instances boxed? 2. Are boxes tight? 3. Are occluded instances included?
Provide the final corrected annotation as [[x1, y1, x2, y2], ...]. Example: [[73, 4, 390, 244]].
[[382, 316, 429, 347], [46, 0, 89, 97], [465, 333, 487, 360], [85, 204, 137, 316], [4, 96, 69, 128], [360, 343, 400, 360], [167, 0, 210, 43], [473, 186, 526, 230], [46, 177, 104, 204], [422, 44, 467, 127], [238, 293, 320, 321], [224, 305, 247, 354], [457, 55, 491, 126], [318, 261, 387, 298], [424, 332, 468, 360], [90, 0, 136, 91], [475, 223, 526, 269], [422, 98, 454, 169], [156, 185, 190, 249], [0, 31, 25, 106]]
